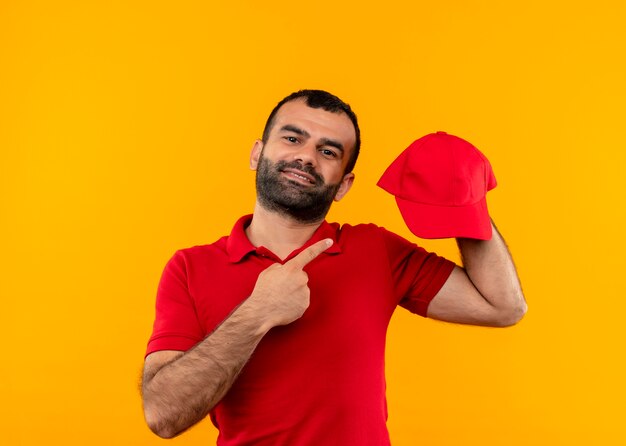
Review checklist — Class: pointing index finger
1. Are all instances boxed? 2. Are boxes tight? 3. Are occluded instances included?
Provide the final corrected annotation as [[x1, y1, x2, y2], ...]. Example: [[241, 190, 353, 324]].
[[288, 238, 333, 269]]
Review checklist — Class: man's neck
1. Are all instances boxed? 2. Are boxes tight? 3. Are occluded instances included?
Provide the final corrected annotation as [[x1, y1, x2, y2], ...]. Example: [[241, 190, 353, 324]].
[[245, 203, 324, 260]]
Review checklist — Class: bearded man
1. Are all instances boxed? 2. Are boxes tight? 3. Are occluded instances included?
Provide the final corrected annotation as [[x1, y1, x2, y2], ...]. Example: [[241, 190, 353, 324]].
[[141, 89, 526, 445]]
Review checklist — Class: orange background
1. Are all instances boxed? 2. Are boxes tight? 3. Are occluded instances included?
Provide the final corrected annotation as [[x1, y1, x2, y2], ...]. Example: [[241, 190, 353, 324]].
[[1, 1, 625, 444]]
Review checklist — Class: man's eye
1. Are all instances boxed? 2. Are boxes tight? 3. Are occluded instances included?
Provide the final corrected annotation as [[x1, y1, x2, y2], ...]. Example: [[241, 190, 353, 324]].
[[285, 136, 298, 143], [321, 149, 337, 158]]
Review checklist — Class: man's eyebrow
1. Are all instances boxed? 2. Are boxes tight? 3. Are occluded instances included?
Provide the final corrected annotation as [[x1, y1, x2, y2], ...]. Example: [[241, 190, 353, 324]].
[[280, 125, 310, 138], [279, 125, 344, 153], [319, 138, 344, 153]]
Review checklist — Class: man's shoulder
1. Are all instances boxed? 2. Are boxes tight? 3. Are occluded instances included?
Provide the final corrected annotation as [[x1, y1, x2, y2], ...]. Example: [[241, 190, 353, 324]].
[[333, 221, 421, 252], [173, 215, 251, 261], [332, 222, 401, 247], [334, 221, 389, 236]]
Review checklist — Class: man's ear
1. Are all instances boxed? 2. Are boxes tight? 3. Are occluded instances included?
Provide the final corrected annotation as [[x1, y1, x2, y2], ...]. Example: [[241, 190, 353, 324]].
[[250, 139, 263, 170], [334, 172, 355, 202]]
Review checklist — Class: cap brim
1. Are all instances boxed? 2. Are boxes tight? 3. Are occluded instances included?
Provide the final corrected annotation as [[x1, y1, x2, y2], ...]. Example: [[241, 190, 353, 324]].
[[395, 197, 493, 240]]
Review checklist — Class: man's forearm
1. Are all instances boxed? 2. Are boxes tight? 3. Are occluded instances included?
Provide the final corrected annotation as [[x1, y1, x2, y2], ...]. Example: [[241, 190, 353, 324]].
[[456, 220, 527, 325], [142, 298, 271, 438]]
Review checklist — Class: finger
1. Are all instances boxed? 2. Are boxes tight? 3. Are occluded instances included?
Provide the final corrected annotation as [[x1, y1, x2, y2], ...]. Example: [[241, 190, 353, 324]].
[[287, 238, 333, 269]]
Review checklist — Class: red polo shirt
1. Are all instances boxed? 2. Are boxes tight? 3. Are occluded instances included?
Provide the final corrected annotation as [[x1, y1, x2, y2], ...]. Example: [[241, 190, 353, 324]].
[[147, 215, 455, 445]]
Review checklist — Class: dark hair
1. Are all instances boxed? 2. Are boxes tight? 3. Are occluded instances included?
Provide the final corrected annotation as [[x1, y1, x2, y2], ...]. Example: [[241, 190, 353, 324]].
[[261, 89, 361, 174]]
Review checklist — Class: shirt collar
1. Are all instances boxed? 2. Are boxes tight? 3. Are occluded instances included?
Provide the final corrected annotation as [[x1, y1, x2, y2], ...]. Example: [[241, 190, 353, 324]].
[[226, 214, 342, 263]]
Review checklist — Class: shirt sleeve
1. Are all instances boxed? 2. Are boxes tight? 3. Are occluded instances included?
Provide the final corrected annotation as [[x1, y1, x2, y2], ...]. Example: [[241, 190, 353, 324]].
[[382, 229, 456, 317], [145, 251, 205, 357]]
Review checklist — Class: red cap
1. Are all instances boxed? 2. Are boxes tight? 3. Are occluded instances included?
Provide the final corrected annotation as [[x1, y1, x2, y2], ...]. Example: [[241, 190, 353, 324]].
[[377, 132, 497, 240]]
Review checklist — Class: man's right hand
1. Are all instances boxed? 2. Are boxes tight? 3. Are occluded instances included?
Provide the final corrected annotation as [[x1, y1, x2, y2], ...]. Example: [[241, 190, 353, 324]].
[[248, 238, 333, 327], [142, 238, 333, 438]]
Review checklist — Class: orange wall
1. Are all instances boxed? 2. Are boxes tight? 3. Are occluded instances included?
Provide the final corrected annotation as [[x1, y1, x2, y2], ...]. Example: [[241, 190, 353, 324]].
[[1, 1, 625, 444]]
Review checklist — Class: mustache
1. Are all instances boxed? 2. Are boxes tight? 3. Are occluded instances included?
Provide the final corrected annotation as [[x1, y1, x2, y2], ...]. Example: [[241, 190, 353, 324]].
[[275, 160, 324, 184]]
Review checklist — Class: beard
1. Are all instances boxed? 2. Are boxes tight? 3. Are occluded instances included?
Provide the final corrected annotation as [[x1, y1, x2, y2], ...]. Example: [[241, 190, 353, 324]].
[[255, 155, 342, 224]]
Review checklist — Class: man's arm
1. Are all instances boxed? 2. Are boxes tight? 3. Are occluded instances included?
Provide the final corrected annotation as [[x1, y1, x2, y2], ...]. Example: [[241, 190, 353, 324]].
[[142, 298, 269, 439], [427, 220, 527, 327], [141, 239, 333, 438]]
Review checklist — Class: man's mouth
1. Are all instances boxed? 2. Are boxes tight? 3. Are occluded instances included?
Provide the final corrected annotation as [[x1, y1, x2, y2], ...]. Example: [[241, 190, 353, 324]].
[[281, 168, 316, 185]]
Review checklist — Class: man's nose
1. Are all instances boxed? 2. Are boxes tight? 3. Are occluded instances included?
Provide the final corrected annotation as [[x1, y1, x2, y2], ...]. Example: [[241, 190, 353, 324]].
[[293, 142, 317, 166]]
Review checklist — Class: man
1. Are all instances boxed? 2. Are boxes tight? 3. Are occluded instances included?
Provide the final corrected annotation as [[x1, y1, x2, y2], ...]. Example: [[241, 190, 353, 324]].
[[141, 90, 526, 445]]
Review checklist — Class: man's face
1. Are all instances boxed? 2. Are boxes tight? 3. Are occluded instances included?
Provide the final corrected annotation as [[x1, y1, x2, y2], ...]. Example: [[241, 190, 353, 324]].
[[250, 99, 356, 223]]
